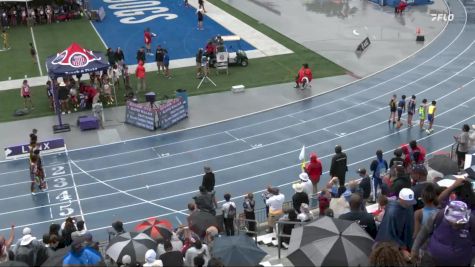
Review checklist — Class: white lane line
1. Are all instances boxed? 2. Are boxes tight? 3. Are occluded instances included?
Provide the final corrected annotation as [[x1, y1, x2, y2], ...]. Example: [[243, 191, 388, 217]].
[[88, 21, 107, 49], [0, 162, 65, 177], [0, 173, 71, 189], [322, 128, 341, 137], [69, 159, 187, 216], [62, 63, 475, 175], [73, 132, 227, 163], [0, 0, 465, 231], [60, 7, 466, 161], [29, 27, 42, 76], [287, 115, 306, 123], [47, 193, 53, 219], [66, 147, 85, 223], [75, 97, 475, 216], [60, 41, 475, 172], [1, 75, 473, 201], [1, 16, 468, 172], [432, 124, 463, 131], [2, 105, 470, 231], [83, 140, 461, 234]]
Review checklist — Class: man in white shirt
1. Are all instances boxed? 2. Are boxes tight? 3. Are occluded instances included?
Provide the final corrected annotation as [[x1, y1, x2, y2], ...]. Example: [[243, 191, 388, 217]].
[[265, 187, 285, 233], [222, 193, 236, 236], [299, 172, 314, 205]]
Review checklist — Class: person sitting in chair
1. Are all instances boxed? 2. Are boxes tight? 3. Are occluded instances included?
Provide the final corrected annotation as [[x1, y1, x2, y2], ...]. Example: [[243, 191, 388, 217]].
[[295, 63, 313, 89]]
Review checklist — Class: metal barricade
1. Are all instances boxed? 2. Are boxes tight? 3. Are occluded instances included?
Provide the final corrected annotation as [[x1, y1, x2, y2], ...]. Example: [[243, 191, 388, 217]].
[[234, 217, 259, 244], [275, 220, 307, 259]]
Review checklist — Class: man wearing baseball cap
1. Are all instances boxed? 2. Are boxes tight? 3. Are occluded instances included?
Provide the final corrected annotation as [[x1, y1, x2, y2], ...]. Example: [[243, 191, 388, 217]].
[[411, 200, 474, 266], [375, 188, 416, 261]]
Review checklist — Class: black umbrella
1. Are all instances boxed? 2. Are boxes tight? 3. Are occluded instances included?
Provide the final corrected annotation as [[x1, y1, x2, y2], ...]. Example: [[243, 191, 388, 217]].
[[106, 232, 156, 265], [189, 211, 218, 238], [0, 261, 28, 267], [287, 216, 373, 267], [428, 154, 459, 175], [212, 235, 267, 266], [41, 247, 70, 267]]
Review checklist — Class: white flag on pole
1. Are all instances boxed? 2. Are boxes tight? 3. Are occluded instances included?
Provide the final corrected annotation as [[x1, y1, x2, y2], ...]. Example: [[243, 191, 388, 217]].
[[299, 145, 305, 161]]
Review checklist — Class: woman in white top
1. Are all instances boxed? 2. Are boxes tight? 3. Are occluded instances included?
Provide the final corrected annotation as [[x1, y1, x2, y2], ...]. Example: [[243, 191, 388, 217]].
[[184, 239, 209, 267], [297, 203, 314, 222]]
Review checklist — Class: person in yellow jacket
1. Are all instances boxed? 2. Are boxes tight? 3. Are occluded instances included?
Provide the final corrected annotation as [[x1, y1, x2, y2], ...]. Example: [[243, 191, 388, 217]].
[[426, 100, 437, 134]]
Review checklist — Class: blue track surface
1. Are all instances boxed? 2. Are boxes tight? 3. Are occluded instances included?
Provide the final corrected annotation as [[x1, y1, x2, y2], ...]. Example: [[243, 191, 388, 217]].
[[90, 0, 254, 64], [0, 0, 474, 242]]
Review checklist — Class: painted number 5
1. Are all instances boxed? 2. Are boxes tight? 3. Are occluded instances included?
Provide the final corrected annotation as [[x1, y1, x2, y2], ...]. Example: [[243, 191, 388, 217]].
[[59, 204, 74, 216]]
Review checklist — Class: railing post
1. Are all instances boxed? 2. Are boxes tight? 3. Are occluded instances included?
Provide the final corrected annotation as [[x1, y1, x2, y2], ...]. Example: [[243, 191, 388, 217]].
[[277, 222, 281, 259]]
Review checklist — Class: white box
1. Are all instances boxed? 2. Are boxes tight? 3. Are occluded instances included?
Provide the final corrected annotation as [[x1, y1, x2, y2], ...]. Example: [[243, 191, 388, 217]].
[[231, 85, 245, 93]]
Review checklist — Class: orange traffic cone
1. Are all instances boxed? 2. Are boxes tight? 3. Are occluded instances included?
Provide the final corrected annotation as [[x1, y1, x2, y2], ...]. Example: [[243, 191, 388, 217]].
[[416, 27, 425, 42]]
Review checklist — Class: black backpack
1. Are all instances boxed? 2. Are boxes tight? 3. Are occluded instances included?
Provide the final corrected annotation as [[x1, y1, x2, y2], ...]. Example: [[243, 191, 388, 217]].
[[227, 203, 236, 218]]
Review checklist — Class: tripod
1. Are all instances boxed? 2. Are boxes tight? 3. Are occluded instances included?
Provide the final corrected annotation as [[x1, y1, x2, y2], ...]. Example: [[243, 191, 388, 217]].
[[197, 58, 217, 89]]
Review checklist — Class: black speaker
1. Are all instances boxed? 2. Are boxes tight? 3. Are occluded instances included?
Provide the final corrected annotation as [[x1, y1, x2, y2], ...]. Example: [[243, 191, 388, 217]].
[[145, 92, 156, 103]]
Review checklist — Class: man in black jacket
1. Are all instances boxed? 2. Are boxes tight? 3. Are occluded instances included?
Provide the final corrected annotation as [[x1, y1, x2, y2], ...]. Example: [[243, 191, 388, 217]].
[[339, 194, 377, 238], [201, 166, 215, 192], [330, 145, 348, 188], [357, 168, 371, 202]]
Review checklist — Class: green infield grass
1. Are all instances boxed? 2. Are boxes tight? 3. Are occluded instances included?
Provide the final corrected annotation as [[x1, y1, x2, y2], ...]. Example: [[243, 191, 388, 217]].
[[0, 1, 346, 123]]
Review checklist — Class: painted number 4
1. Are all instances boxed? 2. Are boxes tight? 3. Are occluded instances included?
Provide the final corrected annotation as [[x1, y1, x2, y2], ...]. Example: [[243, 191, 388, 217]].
[[56, 190, 72, 202]]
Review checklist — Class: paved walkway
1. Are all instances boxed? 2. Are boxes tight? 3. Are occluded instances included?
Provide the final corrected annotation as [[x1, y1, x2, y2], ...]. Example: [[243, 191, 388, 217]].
[[0, 75, 356, 160], [0, 0, 447, 160]]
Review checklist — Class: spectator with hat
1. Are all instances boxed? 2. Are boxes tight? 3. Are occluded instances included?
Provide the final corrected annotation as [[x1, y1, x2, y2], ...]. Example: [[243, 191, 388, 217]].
[[412, 200, 475, 266], [292, 182, 309, 213], [299, 172, 314, 202], [376, 188, 416, 261], [13, 227, 48, 266], [305, 152, 323, 194], [144, 249, 163, 266]]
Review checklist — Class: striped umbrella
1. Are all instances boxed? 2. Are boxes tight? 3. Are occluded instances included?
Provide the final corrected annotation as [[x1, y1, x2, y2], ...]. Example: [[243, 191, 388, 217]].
[[106, 232, 157, 264], [134, 218, 173, 241], [287, 217, 374, 267]]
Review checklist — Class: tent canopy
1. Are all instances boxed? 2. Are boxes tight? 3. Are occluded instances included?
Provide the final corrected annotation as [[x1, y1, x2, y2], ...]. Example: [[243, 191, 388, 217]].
[[46, 42, 109, 78], [0, 0, 32, 2]]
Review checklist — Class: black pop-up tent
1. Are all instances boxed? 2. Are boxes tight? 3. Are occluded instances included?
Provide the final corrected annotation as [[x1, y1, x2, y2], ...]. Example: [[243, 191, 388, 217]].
[[45, 42, 109, 133]]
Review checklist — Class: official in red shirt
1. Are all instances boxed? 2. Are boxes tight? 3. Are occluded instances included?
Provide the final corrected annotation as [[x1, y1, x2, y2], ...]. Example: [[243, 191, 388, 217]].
[[144, 28, 153, 55], [135, 60, 146, 93], [305, 152, 322, 194]]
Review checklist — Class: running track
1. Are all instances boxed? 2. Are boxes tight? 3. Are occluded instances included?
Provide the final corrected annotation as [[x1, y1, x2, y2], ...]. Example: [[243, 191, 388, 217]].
[[0, 0, 474, 242]]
